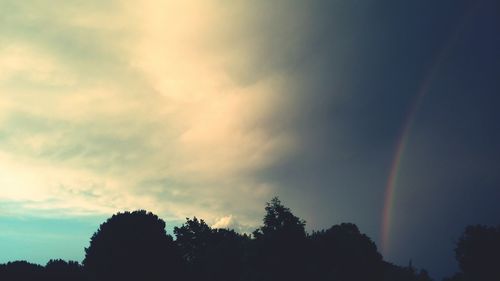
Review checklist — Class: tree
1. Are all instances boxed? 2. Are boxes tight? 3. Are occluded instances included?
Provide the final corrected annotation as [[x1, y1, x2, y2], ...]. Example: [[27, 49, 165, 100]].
[[310, 223, 384, 281], [45, 259, 84, 281], [174, 217, 213, 264], [251, 197, 308, 281], [83, 210, 183, 281], [174, 217, 250, 281], [453, 225, 500, 281], [382, 262, 433, 281], [442, 273, 465, 281], [0, 261, 43, 281], [207, 228, 251, 281], [253, 197, 306, 240]]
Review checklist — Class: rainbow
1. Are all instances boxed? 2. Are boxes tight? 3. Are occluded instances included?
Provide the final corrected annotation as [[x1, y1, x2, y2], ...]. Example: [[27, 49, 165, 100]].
[[380, 77, 430, 255], [379, 17, 468, 255]]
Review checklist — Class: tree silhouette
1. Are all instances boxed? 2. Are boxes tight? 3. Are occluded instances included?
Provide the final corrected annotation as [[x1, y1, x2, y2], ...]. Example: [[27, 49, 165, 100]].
[[207, 228, 251, 281], [442, 273, 465, 281], [453, 225, 500, 281], [382, 262, 433, 281], [0, 198, 457, 281], [0, 261, 44, 281], [83, 210, 183, 281], [45, 259, 84, 281], [174, 217, 250, 281], [310, 223, 384, 281], [251, 197, 308, 281], [174, 217, 213, 264], [253, 197, 306, 240]]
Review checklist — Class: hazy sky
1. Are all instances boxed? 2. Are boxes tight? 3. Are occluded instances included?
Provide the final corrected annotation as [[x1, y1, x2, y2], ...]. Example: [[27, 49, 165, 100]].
[[1, 1, 499, 279]]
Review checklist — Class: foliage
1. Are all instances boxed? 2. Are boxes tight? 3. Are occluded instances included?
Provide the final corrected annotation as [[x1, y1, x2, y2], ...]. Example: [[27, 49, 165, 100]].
[[83, 210, 182, 281], [0, 261, 44, 281], [45, 259, 84, 281], [174, 217, 250, 281], [442, 273, 465, 281], [383, 262, 434, 281], [3, 198, 498, 281], [250, 197, 308, 281], [310, 223, 384, 281], [450, 224, 500, 281], [253, 197, 306, 240]]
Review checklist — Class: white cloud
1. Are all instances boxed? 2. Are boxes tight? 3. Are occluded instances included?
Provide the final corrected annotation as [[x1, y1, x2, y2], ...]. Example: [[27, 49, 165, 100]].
[[0, 0, 297, 228], [212, 215, 234, 229], [0, 44, 75, 86], [211, 215, 255, 233]]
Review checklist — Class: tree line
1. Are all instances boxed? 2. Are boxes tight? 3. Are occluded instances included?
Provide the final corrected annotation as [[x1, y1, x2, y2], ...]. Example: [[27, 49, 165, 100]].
[[0, 197, 498, 281]]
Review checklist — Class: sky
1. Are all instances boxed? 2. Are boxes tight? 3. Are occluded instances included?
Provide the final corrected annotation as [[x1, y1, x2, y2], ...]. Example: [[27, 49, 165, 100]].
[[0, 0, 499, 279]]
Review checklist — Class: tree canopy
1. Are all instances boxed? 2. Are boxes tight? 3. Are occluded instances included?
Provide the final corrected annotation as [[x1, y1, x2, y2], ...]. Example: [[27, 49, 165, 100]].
[[2, 197, 497, 281], [309, 223, 384, 281], [174, 217, 250, 281], [253, 197, 306, 240], [451, 225, 500, 281], [83, 210, 182, 281]]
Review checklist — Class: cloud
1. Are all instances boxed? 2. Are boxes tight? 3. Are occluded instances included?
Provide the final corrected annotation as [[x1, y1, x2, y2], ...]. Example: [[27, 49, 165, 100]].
[[212, 215, 234, 229], [2, 1, 500, 279], [212, 215, 255, 234], [0, 44, 74, 86], [0, 0, 422, 232], [0, 0, 300, 228], [1, 0, 474, 235]]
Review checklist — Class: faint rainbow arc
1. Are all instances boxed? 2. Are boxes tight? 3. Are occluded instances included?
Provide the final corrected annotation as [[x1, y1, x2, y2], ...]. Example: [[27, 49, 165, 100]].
[[379, 15, 469, 254], [380, 73, 433, 254]]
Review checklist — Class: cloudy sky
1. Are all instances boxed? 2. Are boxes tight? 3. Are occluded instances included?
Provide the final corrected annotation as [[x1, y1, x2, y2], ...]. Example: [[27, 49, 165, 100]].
[[1, 0, 499, 279]]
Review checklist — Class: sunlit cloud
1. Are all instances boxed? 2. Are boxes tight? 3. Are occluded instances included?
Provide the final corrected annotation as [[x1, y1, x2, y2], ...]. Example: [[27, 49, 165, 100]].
[[2, 1, 499, 278], [212, 215, 234, 229], [0, 0, 297, 227]]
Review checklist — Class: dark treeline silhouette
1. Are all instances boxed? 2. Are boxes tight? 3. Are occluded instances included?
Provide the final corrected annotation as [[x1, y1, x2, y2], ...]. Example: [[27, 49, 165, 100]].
[[0, 260, 83, 281], [442, 225, 500, 281], [0, 197, 497, 281], [83, 210, 183, 281]]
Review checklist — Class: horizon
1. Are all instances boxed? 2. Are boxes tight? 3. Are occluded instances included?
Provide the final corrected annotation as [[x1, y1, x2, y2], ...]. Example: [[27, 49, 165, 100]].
[[0, 203, 467, 273], [1, 1, 499, 280]]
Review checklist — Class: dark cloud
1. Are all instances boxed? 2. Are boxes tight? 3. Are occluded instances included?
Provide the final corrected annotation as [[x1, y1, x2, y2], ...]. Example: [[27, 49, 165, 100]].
[[1, 1, 499, 279], [232, 0, 500, 279]]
